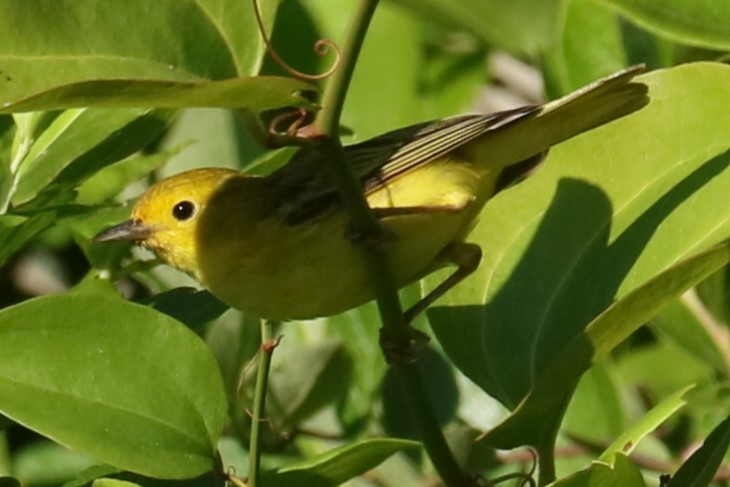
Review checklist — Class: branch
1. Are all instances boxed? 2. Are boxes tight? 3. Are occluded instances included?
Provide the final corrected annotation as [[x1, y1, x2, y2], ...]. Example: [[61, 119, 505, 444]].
[[310, 1, 471, 486], [247, 320, 280, 487]]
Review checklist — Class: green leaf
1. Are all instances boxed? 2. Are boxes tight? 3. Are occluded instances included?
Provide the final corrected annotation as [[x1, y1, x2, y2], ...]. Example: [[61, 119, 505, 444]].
[[0, 211, 56, 265], [428, 62, 730, 430], [391, 0, 562, 56], [0, 0, 305, 113], [138, 287, 229, 332], [598, 0, 730, 50], [65, 466, 224, 487], [323, 303, 387, 430], [544, 0, 627, 97], [267, 341, 352, 427], [14, 440, 97, 486], [0, 0, 287, 85], [616, 339, 712, 397], [667, 415, 730, 487], [76, 146, 183, 206], [549, 453, 646, 486], [0, 478, 20, 487], [63, 465, 122, 487], [0, 294, 228, 479], [204, 311, 260, 412], [92, 475, 223, 487], [12, 108, 174, 205], [563, 362, 626, 443], [92, 482, 140, 487], [484, 242, 730, 448], [0, 115, 15, 197], [599, 385, 693, 461], [66, 455, 226, 486], [67, 205, 134, 271], [259, 438, 420, 487], [0, 77, 315, 114], [651, 294, 729, 375], [695, 265, 730, 325]]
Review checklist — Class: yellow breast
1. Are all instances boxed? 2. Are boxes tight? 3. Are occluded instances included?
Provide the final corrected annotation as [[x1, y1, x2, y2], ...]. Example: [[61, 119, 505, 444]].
[[192, 160, 488, 320]]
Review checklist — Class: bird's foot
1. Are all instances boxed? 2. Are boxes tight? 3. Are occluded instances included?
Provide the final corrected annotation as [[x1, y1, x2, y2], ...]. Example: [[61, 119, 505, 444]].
[[379, 326, 430, 364]]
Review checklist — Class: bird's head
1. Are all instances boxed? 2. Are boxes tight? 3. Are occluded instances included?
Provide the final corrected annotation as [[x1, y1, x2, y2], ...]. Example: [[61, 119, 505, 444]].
[[93, 168, 241, 275]]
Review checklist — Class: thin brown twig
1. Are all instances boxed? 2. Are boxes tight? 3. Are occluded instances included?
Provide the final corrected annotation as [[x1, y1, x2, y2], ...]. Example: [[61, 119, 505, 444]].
[[252, 0, 340, 80], [268, 108, 310, 137]]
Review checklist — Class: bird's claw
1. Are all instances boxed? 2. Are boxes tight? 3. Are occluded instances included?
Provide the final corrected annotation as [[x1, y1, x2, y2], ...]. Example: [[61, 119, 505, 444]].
[[379, 326, 430, 364]]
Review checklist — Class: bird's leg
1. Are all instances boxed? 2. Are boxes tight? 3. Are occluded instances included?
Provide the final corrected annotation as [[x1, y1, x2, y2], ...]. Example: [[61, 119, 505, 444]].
[[378, 242, 482, 364], [403, 242, 482, 324], [366, 202, 478, 363], [379, 326, 430, 364]]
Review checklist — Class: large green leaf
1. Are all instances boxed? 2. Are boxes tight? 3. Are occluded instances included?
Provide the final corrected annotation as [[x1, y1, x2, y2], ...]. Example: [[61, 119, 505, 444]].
[[0, 77, 314, 114], [485, 241, 730, 447], [259, 438, 419, 487], [0, 295, 228, 479], [0, 0, 280, 81], [0, 0, 313, 113], [598, 0, 730, 50], [430, 63, 730, 406]]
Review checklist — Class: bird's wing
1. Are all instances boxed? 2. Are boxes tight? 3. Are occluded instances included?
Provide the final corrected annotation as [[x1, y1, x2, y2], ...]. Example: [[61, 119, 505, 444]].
[[265, 106, 539, 225]]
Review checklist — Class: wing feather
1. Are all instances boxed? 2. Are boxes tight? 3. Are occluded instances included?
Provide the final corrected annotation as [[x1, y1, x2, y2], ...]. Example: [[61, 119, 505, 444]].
[[265, 106, 539, 224]]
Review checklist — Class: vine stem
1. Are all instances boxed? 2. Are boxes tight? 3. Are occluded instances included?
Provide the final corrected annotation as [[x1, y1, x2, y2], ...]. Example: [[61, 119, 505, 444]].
[[396, 364, 473, 486], [311, 1, 470, 486], [247, 319, 277, 487]]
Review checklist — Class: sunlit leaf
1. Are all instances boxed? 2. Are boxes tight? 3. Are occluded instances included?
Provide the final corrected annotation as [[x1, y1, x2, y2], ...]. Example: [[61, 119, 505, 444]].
[[599, 0, 730, 50], [430, 62, 730, 409], [259, 439, 419, 487], [599, 385, 693, 461], [0, 295, 228, 478]]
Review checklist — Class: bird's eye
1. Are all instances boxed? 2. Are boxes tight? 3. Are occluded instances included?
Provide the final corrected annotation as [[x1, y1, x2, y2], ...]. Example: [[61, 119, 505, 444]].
[[172, 201, 196, 221]]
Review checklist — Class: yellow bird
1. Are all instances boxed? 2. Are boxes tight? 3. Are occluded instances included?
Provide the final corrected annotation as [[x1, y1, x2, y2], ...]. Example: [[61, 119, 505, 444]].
[[94, 67, 648, 322]]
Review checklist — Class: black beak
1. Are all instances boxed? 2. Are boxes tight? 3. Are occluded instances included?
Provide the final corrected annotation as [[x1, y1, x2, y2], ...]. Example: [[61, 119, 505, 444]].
[[92, 219, 154, 243]]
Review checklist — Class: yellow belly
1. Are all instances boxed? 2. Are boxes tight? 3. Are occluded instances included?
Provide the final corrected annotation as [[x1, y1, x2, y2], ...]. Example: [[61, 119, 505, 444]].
[[195, 160, 491, 320]]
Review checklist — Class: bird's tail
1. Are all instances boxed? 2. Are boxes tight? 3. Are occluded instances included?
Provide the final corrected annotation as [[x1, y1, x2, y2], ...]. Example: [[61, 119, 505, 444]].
[[461, 65, 650, 170]]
